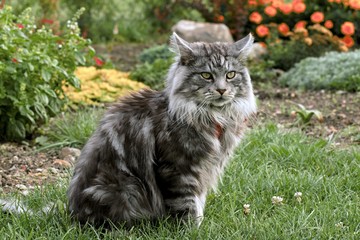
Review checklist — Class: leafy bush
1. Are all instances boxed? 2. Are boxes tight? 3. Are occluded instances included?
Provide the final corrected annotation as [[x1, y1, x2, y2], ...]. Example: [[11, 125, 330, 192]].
[[265, 24, 346, 70], [0, 6, 92, 141], [9, 0, 205, 43], [248, 59, 277, 82], [139, 45, 174, 64], [279, 50, 360, 92], [247, 0, 360, 48], [130, 59, 173, 90], [63, 67, 148, 106], [130, 45, 174, 90]]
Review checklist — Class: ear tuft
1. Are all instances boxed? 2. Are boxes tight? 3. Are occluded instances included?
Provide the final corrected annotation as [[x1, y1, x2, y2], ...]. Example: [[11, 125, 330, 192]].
[[231, 33, 254, 61], [169, 32, 193, 57]]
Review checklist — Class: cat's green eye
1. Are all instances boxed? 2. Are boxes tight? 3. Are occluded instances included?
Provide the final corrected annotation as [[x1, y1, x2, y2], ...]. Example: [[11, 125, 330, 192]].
[[226, 71, 236, 79], [201, 72, 212, 80]]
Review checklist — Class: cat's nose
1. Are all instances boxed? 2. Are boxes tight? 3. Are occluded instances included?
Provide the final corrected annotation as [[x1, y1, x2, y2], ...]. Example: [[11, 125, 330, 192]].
[[216, 89, 226, 95]]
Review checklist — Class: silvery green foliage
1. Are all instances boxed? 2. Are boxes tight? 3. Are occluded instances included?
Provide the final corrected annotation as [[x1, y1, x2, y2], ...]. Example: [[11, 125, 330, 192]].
[[280, 50, 360, 92], [67, 33, 256, 227]]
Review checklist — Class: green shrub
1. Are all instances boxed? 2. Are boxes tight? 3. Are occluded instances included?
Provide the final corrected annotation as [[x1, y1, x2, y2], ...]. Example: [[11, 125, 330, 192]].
[[130, 45, 174, 90], [248, 59, 277, 83], [0, 6, 93, 141], [265, 24, 345, 71], [139, 45, 174, 64], [130, 59, 173, 90], [279, 50, 360, 92]]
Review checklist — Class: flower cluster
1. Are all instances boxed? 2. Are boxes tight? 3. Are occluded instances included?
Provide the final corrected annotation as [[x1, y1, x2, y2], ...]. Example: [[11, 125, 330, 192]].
[[247, 0, 359, 48]]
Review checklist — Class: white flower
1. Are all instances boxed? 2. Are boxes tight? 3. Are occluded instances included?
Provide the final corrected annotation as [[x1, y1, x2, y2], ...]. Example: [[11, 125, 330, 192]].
[[271, 196, 283, 205], [294, 192, 303, 203], [335, 222, 344, 228], [243, 204, 251, 215], [243, 204, 250, 209], [294, 192, 302, 198]]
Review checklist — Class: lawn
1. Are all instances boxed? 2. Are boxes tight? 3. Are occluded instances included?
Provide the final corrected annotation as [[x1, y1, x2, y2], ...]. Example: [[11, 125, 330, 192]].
[[1, 0, 360, 239], [1, 120, 359, 239]]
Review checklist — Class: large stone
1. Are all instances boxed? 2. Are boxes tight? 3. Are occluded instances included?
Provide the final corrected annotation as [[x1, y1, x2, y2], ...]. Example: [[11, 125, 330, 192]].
[[248, 43, 268, 61], [172, 20, 234, 43], [60, 147, 81, 159]]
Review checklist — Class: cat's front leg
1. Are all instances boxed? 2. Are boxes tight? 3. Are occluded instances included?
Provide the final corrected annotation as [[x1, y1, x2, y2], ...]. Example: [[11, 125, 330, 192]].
[[166, 192, 207, 227]]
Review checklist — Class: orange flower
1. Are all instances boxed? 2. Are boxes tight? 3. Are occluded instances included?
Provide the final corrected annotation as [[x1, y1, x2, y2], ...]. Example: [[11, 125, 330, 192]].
[[259, 0, 272, 4], [304, 37, 313, 46], [310, 12, 325, 23], [256, 25, 270, 37], [249, 12, 263, 24], [349, 0, 360, 10], [278, 22, 290, 36], [294, 20, 307, 29], [341, 21, 355, 35], [324, 20, 334, 29], [272, 0, 283, 8], [258, 42, 267, 48], [279, 3, 293, 14], [293, 2, 306, 14], [248, 0, 258, 6], [342, 0, 350, 6], [341, 35, 355, 48], [294, 28, 309, 37], [215, 15, 224, 22], [264, 6, 277, 17]]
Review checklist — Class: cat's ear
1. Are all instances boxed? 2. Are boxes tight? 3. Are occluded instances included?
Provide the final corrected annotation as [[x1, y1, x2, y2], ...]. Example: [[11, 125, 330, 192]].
[[169, 32, 194, 57], [230, 33, 254, 61]]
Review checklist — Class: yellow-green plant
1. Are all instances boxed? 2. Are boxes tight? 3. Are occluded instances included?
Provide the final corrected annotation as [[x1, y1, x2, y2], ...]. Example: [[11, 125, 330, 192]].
[[63, 67, 148, 106]]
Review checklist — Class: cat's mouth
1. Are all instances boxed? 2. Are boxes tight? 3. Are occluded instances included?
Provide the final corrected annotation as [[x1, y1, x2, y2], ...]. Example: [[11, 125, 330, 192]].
[[210, 97, 232, 107]]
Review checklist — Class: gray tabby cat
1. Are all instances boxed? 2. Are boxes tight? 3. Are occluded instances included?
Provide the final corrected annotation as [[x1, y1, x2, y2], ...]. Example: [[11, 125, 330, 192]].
[[67, 32, 257, 227]]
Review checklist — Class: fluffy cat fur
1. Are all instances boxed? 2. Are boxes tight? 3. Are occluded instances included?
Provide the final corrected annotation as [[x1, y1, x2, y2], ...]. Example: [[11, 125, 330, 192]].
[[67, 33, 257, 227]]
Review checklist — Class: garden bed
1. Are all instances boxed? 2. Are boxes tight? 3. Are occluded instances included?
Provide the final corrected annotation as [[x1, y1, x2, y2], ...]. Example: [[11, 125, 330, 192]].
[[0, 43, 358, 193]]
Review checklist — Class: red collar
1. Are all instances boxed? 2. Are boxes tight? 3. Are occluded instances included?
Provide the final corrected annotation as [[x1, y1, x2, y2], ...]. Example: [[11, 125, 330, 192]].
[[214, 118, 248, 139], [215, 122, 223, 139]]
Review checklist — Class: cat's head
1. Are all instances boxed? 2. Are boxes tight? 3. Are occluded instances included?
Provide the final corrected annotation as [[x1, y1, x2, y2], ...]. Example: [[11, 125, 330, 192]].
[[166, 33, 256, 123]]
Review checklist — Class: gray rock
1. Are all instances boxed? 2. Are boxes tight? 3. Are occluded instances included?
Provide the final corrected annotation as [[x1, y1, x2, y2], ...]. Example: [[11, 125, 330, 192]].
[[172, 20, 234, 43], [248, 43, 268, 61], [171, 20, 267, 62], [60, 147, 81, 159]]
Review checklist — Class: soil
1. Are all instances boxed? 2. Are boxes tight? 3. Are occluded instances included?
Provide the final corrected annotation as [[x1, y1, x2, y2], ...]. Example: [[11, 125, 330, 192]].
[[1, 44, 359, 194]]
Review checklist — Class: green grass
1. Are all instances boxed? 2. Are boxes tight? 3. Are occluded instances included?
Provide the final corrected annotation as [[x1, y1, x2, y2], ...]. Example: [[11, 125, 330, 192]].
[[1, 123, 359, 239], [37, 107, 104, 149]]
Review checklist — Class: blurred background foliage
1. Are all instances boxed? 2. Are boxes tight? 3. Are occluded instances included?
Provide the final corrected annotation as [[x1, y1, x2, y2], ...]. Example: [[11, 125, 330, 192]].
[[1, 0, 359, 141], [7, 0, 208, 43]]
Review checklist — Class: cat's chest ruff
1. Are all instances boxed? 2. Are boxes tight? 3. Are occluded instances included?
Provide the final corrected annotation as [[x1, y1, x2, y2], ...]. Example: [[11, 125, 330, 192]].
[[213, 118, 247, 140]]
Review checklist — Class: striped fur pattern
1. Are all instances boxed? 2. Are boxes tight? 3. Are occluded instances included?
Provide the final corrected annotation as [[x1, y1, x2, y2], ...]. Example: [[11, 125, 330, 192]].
[[67, 33, 257, 227]]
